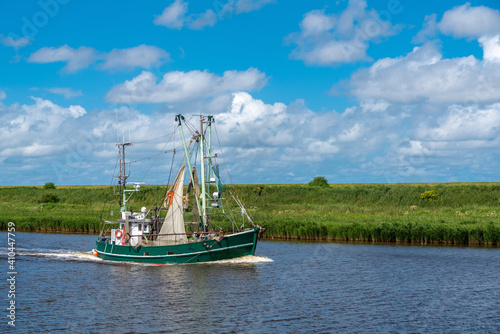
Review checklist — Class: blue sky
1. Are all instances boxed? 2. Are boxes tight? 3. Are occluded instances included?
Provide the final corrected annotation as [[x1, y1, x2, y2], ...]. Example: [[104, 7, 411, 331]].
[[1, 0, 500, 185]]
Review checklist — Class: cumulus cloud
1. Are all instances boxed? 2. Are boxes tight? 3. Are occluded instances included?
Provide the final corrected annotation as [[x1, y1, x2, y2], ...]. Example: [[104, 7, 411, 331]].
[[28, 45, 97, 73], [412, 14, 438, 44], [234, 0, 275, 14], [336, 3, 500, 182], [154, 0, 274, 30], [106, 68, 268, 104], [216, 91, 290, 147], [438, 3, 500, 38], [28, 45, 170, 73], [345, 41, 500, 104], [0, 89, 6, 100], [286, 0, 399, 65], [0, 97, 86, 159], [3, 88, 500, 185], [338, 123, 363, 142], [116, 94, 500, 183], [0, 97, 176, 184], [100, 45, 170, 71], [416, 104, 500, 141], [217, 93, 385, 164], [383, 102, 500, 180], [480, 35, 500, 62], [0, 35, 32, 48], [46, 87, 83, 99], [189, 9, 218, 30], [154, 0, 189, 29]]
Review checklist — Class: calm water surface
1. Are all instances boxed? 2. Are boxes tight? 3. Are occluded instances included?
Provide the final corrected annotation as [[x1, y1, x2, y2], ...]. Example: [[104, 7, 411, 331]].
[[2, 232, 499, 333]]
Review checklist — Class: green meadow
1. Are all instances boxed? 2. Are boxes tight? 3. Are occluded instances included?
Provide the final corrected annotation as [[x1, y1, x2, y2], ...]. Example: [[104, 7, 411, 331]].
[[1, 183, 499, 245]]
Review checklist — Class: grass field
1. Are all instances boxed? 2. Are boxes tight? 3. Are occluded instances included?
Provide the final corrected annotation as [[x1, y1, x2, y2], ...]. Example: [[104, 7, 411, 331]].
[[1, 183, 499, 245]]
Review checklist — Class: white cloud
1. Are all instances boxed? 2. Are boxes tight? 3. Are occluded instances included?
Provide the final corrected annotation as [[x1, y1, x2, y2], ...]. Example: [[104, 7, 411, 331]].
[[438, 3, 500, 38], [360, 100, 390, 113], [1, 143, 65, 158], [28, 45, 169, 73], [0, 97, 172, 185], [0, 89, 5, 100], [382, 103, 500, 178], [307, 138, 339, 155], [190, 9, 218, 30], [287, 0, 399, 65], [3, 88, 500, 185], [28, 45, 97, 73], [299, 9, 336, 36], [479, 35, 500, 62], [338, 123, 362, 142], [153, 0, 188, 29], [234, 0, 275, 14], [154, 0, 274, 30], [101, 45, 170, 71], [46, 87, 83, 99], [416, 104, 500, 141], [398, 140, 432, 157], [1, 35, 32, 48], [216, 91, 290, 147], [346, 41, 500, 104], [106, 68, 268, 104], [0, 97, 86, 159], [412, 14, 437, 44]]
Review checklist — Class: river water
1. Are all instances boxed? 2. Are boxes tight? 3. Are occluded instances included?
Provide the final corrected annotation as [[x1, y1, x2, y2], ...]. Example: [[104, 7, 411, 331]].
[[2, 232, 499, 333]]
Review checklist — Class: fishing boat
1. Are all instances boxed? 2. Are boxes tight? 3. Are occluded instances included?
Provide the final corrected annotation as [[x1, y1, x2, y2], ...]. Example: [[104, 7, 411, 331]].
[[93, 114, 264, 264]]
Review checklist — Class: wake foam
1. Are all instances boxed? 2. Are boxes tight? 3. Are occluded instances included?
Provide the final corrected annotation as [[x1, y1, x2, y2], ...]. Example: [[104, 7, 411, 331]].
[[17, 250, 103, 262], [213, 255, 274, 264], [14, 250, 272, 265]]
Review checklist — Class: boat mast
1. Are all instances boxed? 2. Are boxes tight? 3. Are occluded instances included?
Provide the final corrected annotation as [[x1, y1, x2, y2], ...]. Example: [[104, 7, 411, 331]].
[[207, 115, 213, 196], [176, 114, 204, 229], [117, 141, 131, 213], [199, 116, 208, 231]]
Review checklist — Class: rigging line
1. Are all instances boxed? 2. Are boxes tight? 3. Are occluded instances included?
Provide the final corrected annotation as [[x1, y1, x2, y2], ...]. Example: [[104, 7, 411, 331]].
[[99, 153, 121, 235], [183, 117, 199, 136], [153, 139, 196, 210], [127, 151, 169, 165], [213, 122, 235, 187], [152, 125, 190, 208], [213, 123, 256, 225], [126, 145, 184, 165], [184, 123, 197, 138], [154, 125, 194, 210], [152, 145, 177, 211], [140, 126, 179, 182], [132, 133, 172, 145]]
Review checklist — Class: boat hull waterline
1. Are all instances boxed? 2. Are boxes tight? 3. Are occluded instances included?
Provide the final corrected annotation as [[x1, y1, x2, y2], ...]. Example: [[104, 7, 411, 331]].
[[95, 228, 259, 264]]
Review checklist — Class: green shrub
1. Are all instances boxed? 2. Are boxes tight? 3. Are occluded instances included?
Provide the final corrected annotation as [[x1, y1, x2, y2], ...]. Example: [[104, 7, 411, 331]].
[[253, 186, 265, 195], [39, 193, 59, 204], [43, 182, 56, 190], [308, 176, 329, 187]]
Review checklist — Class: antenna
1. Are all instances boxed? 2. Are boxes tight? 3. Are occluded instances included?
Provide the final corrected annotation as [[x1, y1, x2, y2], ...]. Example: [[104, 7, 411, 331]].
[[116, 104, 119, 143], [114, 79, 119, 143]]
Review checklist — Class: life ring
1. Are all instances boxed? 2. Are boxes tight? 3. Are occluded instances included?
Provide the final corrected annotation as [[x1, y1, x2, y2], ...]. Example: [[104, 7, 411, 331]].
[[115, 230, 123, 238]]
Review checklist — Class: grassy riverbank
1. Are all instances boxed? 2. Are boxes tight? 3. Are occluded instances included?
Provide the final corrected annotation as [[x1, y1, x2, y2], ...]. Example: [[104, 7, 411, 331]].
[[1, 183, 499, 245]]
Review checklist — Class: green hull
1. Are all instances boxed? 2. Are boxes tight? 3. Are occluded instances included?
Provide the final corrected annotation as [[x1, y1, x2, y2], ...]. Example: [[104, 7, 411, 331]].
[[95, 228, 259, 264]]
